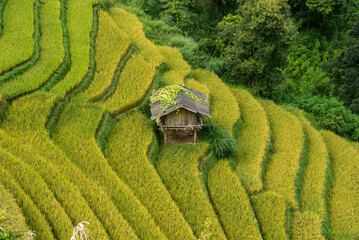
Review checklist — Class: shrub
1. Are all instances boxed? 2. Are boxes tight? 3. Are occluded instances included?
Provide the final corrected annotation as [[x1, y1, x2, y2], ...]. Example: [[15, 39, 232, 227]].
[[104, 111, 196, 240], [208, 160, 262, 240], [200, 122, 238, 159], [110, 8, 164, 67], [0, 0, 63, 99], [0, 228, 13, 240], [49, 0, 96, 98], [321, 130, 359, 238], [84, 10, 131, 101], [156, 143, 227, 240], [260, 100, 304, 208], [103, 54, 156, 114], [0, 0, 34, 75], [251, 191, 288, 240], [292, 212, 325, 240], [52, 97, 166, 240], [232, 89, 270, 194], [192, 69, 239, 133], [158, 46, 191, 85]]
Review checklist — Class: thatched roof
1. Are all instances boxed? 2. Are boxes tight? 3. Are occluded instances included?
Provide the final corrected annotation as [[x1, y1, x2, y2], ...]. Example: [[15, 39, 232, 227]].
[[150, 86, 211, 120]]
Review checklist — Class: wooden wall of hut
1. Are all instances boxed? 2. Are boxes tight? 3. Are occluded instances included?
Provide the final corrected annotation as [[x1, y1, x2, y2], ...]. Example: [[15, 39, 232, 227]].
[[163, 108, 198, 127]]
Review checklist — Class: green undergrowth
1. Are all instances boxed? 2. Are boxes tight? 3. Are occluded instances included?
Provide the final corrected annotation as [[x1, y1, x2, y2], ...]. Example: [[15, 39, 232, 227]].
[[208, 160, 263, 240], [0, 0, 7, 37], [105, 111, 196, 240], [294, 132, 309, 211], [0, 183, 30, 239], [156, 143, 227, 240], [95, 112, 116, 152], [0, 0, 40, 86]]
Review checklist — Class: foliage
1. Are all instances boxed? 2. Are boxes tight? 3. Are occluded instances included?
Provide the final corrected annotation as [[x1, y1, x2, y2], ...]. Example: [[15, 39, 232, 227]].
[[159, 46, 191, 84], [232, 88, 270, 194], [193, 69, 239, 132], [0, 0, 34, 75], [156, 143, 227, 239], [208, 160, 262, 240], [251, 191, 288, 240], [110, 8, 165, 67], [218, 0, 297, 92], [321, 131, 359, 238], [103, 54, 155, 114], [0, 228, 13, 240], [104, 111, 196, 240], [0, 0, 63, 99], [200, 122, 238, 159], [292, 211, 325, 240], [84, 10, 131, 101], [260, 100, 304, 208]]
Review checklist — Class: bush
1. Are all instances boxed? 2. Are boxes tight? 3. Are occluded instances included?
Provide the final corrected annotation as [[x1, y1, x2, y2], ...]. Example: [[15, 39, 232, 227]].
[[200, 122, 238, 159], [0, 228, 13, 240], [208, 160, 262, 240], [232, 88, 270, 194], [260, 100, 304, 208], [156, 143, 227, 239]]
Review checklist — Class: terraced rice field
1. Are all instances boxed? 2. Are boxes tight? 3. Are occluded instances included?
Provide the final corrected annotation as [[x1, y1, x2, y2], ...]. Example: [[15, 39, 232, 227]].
[[0, 1, 358, 239]]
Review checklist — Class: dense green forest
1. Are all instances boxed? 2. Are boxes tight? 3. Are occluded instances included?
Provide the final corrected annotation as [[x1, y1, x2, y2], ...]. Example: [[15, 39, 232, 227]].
[[108, 0, 359, 141]]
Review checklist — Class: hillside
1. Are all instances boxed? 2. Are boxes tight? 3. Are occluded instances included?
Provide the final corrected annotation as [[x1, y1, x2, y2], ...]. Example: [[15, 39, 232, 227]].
[[0, 1, 359, 239]]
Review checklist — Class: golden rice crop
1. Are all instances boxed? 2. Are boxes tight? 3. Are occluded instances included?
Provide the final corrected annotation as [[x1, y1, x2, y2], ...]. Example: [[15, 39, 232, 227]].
[[232, 89, 270, 194], [110, 8, 164, 67], [156, 143, 227, 240], [52, 97, 166, 240], [0, 0, 63, 99], [208, 160, 262, 240], [158, 46, 191, 85], [0, 148, 74, 239], [1, 92, 140, 240], [260, 100, 304, 208], [0, 167, 53, 239], [103, 54, 156, 114], [84, 10, 131, 100], [192, 69, 239, 133], [0, 131, 110, 240], [0, 183, 30, 238], [49, 0, 95, 97], [321, 130, 359, 238], [185, 78, 210, 100], [105, 111, 197, 240], [292, 211, 325, 240], [251, 191, 287, 240], [293, 111, 328, 219], [0, 0, 34, 75]]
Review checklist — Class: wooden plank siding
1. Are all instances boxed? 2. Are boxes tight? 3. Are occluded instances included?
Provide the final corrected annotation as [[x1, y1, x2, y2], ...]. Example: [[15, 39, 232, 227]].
[[163, 109, 198, 127]]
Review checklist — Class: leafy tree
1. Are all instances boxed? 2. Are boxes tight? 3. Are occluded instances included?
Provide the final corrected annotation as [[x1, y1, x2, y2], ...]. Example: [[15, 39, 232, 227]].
[[218, 0, 297, 93]]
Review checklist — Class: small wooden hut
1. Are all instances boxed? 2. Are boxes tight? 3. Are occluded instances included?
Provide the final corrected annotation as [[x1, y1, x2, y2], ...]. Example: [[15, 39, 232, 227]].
[[150, 86, 211, 144]]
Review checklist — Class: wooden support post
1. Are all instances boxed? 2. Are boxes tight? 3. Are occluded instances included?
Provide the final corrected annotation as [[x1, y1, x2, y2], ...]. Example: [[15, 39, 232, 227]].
[[194, 128, 197, 144], [164, 130, 167, 144]]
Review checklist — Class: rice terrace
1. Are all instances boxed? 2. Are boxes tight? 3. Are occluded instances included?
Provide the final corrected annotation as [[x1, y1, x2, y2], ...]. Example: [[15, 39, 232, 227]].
[[0, 0, 358, 239]]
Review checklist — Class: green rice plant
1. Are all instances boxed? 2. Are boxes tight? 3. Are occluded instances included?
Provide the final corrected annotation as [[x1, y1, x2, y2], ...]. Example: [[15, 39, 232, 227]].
[[156, 143, 227, 240], [49, 0, 96, 97], [290, 111, 328, 220], [0, 131, 111, 240], [0, 0, 34, 75], [103, 54, 156, 115], [0, 148, 74, 239], [207, 160, 262, 240], [251, 191, 287, 240], [0, 0, 63, 99], [192, 69, 239, 133], [259, 100, 304, 208], [84, 10, 131, 101], [231, 89, 270, 194], [321, 130, 359, 238], [0, 184, 30, 238], [0, 92, 140, 240], [292, 211, 325, 240], [0, 167, 53, 240], [105, 112, 197, 240], [185, 78, 210, 102], [158, 46, 191, 85], [110, 7, 164, 67], [52, 97, 166, 240]]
